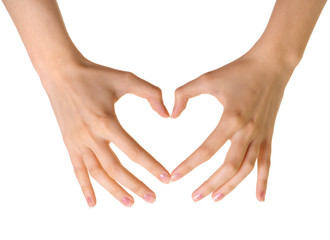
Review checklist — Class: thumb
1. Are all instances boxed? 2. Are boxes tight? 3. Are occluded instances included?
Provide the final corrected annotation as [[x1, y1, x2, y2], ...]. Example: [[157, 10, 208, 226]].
[[171, 75, 207, 118], [126, 73, 170, 118]]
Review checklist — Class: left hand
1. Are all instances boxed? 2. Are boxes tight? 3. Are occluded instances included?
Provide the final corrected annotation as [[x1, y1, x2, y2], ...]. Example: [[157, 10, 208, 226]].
[[170, 50, 294, 202]]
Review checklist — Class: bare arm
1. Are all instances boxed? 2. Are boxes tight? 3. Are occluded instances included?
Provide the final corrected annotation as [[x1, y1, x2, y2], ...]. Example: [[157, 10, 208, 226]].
[[2, 0, 82, 74], [252, 0, 327, 69]]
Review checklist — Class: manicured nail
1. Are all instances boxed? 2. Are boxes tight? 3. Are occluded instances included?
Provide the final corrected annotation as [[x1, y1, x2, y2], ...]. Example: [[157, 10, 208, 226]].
[[121, 197, 134, 207], [143, 193, 156, 203], [171, 105, 177, 118], [192, 193, 203, 202], [260, 192, 265, 202], [171, 173, 182, 182], [212, 193, 225, 202], [162, 106, 170, 118], [160, 173, 170, 184], [87, 197, 93, 208]]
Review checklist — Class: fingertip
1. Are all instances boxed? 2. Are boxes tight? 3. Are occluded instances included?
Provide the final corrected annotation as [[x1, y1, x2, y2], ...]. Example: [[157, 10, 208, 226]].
[[171, 101, 185, 119], [212, 192, 225, 202], [159, 105, 170, 118], [256, 190, 266, 202], [86, 197, 94, 208], [86, 194, 97, 208], [170, 105, 179, 119], [143, 193, 156, 203], [159, 173, 171, 184], [170, 172, 182, 182], [148, 98, 170, 118], [121, 197, 134, 207], [192, 192, 204, 202]]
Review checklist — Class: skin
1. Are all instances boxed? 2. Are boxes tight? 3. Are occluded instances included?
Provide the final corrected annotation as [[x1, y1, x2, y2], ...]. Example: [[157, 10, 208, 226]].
[[2, 0, 171, 208], [1, 0, 327, 207], [170, 0, 327, 202]]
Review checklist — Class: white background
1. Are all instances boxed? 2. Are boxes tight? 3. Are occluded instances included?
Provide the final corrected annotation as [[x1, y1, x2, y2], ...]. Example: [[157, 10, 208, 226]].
[[0, 0, 329, 239]]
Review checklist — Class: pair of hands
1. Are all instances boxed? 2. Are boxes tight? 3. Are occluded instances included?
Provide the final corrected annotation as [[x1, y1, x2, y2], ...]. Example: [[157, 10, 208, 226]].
[[41, 50, 293, 208]]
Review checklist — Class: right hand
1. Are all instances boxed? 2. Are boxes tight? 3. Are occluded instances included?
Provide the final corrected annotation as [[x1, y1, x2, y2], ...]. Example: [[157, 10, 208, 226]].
[[40, 58, 171, 208]]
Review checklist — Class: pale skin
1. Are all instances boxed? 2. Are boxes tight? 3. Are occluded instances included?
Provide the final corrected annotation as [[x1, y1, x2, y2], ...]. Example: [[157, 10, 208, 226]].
[[2, 0, 327, 207]]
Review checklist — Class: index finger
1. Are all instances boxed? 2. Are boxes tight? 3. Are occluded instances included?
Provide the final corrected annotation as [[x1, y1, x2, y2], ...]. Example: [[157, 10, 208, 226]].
[[171, 115, 235, 181], [104, 120, 171, 184]]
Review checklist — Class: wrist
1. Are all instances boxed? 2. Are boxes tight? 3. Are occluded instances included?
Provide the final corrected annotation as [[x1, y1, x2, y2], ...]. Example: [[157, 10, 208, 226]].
[[34, 49, 87, 82], [241, 40, 298, 88], [248, 37, 302, 73]]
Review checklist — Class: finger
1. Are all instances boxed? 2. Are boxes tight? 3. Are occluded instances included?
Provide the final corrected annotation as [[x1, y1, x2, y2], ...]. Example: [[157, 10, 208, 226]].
[[171, 76, 208, 118], [212, 141, 260, 202], [191, 135, 249, 202], [171, 115, 234, 181], [68, 149, 96, 208], [256, 141, 271, 202], [93, 142, 157, 203], [126, 73, 169, 118], [107, 121, 171, 184], [82, 147, 135, 207]]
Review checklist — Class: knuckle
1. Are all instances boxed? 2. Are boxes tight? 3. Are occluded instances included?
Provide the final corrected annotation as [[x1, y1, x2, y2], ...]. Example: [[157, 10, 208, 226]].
[[123, 71, 135, 81], [226, 110, 245, 131], [130, 182, 145, 195], [231, 134, 246, 146], [259, 178, 268, 187], [131, 147, 143, 162], [198, 72, 214, 89], [197, 144, 214, 159], [105, 163, 121, 178], [225, 184, 236, 193], [181, 161, 194, 173], [199, 72, 212, 82], [224, 162, 239, 175], [204, 181, 217, 193], [260, 158, 271, 168], [73, 167, 85, 178], [246, 160, 256, 170], [246, 119, 256, 133], [97, 116, 117, 137], [88, 166, 102, 178], [175, 86, 184, 97], [151, 86, 162, 97]]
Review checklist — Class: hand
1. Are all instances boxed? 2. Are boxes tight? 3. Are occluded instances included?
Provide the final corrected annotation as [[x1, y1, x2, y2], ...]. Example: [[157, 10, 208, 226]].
[[170, 50, 294, 202], [40, 59, 171, 208]]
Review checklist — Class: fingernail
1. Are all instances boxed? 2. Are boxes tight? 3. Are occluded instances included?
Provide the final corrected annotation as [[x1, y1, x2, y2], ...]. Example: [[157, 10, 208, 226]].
[[260, 192, 265, 202], [192, 193, 203, 202], [171, 106, 177, 118], [121, 197, 134, 207], [171, 173, 182, 182], [143, 193, 156, 203], [87, 197, 93, 208], [212, 193, 225, 202], [163, 107, 170, 118], [160, 173, 170, 184]]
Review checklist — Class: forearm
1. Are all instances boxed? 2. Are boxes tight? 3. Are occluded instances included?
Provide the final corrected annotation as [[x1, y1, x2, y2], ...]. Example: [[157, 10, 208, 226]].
[[249, 0, 327, 71], [2, 0, 84, 76]]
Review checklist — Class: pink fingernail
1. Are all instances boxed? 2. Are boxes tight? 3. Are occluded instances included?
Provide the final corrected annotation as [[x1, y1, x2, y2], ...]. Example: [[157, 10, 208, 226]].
[[143, 193, 156, 203], [160, 173, 170, 184], [171, 173, 182, 182], [260, 192, 265, 202], [212, 193, 225, 202], [87, 197, 93, 208], [192, 193, 203, 202], [171, 106, 177, 119], [121, 197, 134, 207]]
